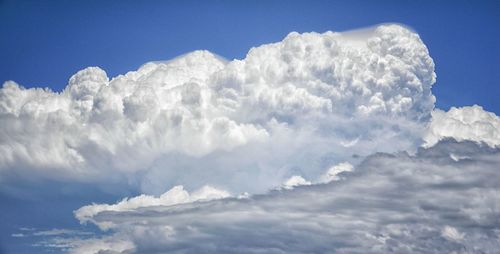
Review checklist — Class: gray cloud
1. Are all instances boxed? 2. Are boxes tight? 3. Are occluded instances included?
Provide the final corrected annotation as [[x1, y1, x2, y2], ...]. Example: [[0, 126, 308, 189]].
[[46, 140, 500, 253]]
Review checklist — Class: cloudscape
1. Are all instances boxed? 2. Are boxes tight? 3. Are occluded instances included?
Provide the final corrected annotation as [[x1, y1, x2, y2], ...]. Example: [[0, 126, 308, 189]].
[[1, 1, 499, 253]]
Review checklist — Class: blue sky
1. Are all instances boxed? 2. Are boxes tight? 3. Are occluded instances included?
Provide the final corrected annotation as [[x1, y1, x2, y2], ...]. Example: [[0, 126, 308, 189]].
[[0, 0, 499, 113], [1, 1, 500, 253]]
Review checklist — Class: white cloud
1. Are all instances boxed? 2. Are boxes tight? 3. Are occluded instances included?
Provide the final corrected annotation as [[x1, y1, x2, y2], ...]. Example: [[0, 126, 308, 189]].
[[32, 229, 92, 237], [3, 23, 500, 254], [10, 228, 92, 238], [0, 24, 438, 194], [75, 185, 230, 229], [424, 105, 500, 148], [67, 235, 136, 254], [441, 226, 465, 242], [318, 162, 354, 183], [34, 234, 135, 254], [282, 175, 311, 189], [42, 140, 500, 253]]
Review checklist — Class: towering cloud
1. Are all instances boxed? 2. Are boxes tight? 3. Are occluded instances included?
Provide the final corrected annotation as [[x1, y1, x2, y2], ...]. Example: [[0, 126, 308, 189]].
[[0, 24, 437, 194], [2, 23, 500, 254]]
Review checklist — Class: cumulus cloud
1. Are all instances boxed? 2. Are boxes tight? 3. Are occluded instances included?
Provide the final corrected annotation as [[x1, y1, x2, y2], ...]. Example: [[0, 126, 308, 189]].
[[0, 24, 437, 194], [424, 105, 500, 147], [3, 23, 500, 254], [39, 140, 500, 253]]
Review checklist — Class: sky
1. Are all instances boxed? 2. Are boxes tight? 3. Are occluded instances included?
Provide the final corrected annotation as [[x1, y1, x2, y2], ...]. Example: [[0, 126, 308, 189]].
[[0, 1, 500, 253], [0, 0, 499, 114]]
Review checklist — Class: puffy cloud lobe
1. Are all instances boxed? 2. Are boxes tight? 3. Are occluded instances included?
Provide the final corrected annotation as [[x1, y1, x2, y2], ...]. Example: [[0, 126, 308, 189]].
[[0, 52, 266, 178], [424, 105, 500, 147], [0, 24, 436, 193], [45, 140, 500, 253], [281, 175, 311, 189], [318, 161, 354, 182], [212, 25, 435, 121]]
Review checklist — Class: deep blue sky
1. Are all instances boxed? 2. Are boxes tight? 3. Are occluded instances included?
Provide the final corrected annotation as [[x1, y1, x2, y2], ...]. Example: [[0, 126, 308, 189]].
[[0, 0, 499, 114]]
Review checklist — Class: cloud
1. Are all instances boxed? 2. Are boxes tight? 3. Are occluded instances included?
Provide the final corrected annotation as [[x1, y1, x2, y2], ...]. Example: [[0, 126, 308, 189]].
[[3, 23, 500, 254], [75, 185, 230, 229], [32, 229, 93, 237], [424, 105, 500, 148], [10, 227, 93, 238], [9, 228, 96, 253], [40, 140, 500, 253], [281, 175, 311, 189], [34, 234, 134, 254], [0, 24, 437, 194], [318, 161, 354, 182]]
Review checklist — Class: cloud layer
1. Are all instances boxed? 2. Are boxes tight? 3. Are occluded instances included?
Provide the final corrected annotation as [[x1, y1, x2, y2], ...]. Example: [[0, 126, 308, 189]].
[[75, 185, 230, 229], [43, 140, 500, 253], [0, 24, 437, 194]]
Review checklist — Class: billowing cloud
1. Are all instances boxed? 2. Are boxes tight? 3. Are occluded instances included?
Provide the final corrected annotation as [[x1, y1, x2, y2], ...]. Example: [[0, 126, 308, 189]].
[[3, 22, 500, 254], [40, 140, 500, 253], [424, 105, 500, 147], [0, 24, 437, 194]]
